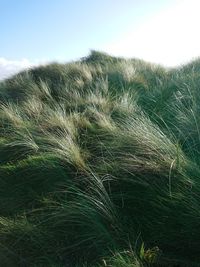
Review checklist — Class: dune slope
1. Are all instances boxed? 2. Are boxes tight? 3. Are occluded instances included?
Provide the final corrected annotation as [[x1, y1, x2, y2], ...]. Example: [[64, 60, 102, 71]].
[[0, 51, 200, 266]]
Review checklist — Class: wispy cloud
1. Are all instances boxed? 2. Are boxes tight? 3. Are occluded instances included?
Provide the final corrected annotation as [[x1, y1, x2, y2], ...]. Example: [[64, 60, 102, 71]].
[[0, 58, 40, 80]]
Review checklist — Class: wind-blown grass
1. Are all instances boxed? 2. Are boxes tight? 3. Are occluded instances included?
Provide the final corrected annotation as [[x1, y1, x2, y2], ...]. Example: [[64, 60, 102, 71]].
[[0, 51, 200, 266]]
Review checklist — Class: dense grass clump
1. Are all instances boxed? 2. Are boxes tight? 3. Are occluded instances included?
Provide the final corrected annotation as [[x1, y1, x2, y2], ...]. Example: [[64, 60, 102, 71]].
[[0, 51, 200, 266]]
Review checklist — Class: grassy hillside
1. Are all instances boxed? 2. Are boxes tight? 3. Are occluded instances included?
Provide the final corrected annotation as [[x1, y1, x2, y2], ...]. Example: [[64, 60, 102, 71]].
[[0, 51, 200, 266]]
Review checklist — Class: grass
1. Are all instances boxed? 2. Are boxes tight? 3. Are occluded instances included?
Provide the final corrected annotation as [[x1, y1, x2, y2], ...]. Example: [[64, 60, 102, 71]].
[[0, 50, 200, 266]]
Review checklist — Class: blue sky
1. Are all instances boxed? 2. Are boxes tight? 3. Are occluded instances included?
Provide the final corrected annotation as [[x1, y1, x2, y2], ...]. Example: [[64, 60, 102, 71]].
[[1, 0, 200, 79], [1, 0, 172, 61]]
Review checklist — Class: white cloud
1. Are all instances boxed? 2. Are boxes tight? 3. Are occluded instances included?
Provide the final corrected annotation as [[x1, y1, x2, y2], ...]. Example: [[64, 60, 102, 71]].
[[104, 0, 200, 67], [0, 58, 48, 81], [0, 58, 35, 80]]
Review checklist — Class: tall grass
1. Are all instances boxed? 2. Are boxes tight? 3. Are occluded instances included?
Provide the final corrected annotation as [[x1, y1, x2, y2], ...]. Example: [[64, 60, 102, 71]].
[[0, 51, 200, 266]]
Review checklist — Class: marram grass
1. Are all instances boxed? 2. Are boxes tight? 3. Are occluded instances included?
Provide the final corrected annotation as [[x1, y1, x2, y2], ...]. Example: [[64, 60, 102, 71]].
[[0, 51, 200, 266]]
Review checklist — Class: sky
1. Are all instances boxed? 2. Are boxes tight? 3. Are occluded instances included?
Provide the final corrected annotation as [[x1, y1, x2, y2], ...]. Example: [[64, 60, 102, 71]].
[[1, 0, 200, 79]]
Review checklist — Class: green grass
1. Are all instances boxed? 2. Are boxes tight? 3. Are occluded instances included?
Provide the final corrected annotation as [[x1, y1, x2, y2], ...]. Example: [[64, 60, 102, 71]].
[[0, 51, 200, 266]]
